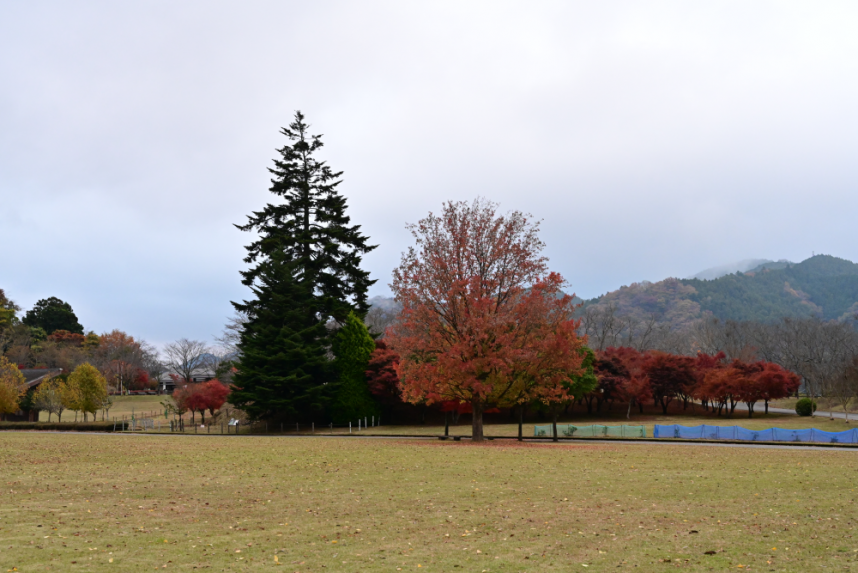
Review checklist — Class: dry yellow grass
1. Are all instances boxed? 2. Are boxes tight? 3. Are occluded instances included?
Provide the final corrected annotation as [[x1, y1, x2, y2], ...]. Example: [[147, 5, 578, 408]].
[[2, 432, 858, 572]]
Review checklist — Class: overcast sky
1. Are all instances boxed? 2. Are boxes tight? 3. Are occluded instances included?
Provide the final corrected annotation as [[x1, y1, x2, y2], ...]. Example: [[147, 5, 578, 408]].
[[3, 1, 858, 347]]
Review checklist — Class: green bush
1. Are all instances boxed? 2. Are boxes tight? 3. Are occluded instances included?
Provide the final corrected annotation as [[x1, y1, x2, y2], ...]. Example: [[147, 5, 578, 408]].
[[795, 398, 817, 417], [0, 421, 120, 432]]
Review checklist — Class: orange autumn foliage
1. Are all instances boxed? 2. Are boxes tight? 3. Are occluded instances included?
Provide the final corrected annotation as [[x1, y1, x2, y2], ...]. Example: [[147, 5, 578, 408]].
[[387, 199, 586, 440]]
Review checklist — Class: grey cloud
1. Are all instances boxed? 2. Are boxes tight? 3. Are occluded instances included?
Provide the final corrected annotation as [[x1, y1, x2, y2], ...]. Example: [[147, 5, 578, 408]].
[[2, 0, 858, 345]]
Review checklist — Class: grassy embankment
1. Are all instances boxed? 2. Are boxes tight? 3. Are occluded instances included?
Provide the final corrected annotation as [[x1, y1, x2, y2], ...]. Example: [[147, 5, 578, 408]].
[[2, 432, 858, 572]]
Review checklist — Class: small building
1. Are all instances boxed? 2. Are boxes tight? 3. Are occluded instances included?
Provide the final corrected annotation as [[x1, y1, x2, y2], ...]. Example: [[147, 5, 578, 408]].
[[158, 369, 216, 394], [6, 368, 63, 422]]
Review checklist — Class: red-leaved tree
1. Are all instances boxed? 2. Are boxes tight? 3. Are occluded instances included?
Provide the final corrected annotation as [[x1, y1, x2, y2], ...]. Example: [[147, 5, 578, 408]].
[[644, 352, 697, 415], [387, 199, 585, 441], [365, 340, 401, 405], [200, 379, 230, 416]]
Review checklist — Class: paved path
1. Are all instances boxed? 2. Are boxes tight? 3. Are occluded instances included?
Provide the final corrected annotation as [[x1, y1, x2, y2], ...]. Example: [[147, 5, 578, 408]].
[[730, 402, 855, 421]]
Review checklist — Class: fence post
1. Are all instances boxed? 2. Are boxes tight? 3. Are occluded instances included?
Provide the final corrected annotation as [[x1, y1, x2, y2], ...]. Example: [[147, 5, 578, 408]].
[[296, 422, 299, 433], [312, 422, 314, 434], [330, 423, 333, 434], [365, 417, 368, 429], [372, 416, 375, 427], [349, 422, 352, 434]]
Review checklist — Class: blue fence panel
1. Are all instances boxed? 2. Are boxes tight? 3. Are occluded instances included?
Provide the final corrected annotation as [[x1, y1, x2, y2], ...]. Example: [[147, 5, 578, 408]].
[[676, 425, 704, 439], [715, 425, 738, 440], [656, 424, 858, 443], [808, 428, 858, 444], [771, 428, 811, 442], [735, 427, 774, 441], [700, 425, 721, 439]]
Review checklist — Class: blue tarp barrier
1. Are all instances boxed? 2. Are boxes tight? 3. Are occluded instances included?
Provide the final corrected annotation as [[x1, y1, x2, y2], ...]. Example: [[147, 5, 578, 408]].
[[654, 424, 858, 444]]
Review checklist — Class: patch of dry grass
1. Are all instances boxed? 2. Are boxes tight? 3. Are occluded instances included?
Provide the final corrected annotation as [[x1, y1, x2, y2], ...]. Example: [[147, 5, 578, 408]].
[[2, 433, 858, 572]]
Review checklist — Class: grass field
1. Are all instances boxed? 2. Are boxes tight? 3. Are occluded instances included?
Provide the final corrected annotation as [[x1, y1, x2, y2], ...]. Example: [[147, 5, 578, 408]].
[[38, 395, 168, 423], [2, 433, 858, 572]]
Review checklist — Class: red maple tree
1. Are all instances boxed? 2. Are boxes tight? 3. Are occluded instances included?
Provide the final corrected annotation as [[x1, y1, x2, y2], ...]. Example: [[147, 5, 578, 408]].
[[387, 199, 585, 441]]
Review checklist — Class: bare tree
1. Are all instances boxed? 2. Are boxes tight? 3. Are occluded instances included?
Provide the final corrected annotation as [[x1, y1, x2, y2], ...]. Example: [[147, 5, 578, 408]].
[[830, 357, 858, 423], [163, 338, 210, 383], [201, 347, 234, 381], [364, 305, 400, 338], [214, 311, 247, 356], [140, 342, 166, 391]]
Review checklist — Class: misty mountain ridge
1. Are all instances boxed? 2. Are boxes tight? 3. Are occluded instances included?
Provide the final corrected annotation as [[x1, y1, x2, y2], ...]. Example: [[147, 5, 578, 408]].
[[587, 254, 858, 328], [368, 255, 858, 329], [689, 259, 775, 280]]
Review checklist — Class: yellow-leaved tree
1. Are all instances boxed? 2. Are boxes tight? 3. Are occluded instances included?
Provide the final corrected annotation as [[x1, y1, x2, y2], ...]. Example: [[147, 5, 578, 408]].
[[67, 363, 107, 422], [0, 356, 26, 420], [32, 378, 68, 422]]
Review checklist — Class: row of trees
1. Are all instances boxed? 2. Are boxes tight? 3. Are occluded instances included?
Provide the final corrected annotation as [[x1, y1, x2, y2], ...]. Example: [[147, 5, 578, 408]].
[[170, 379, 231, 424], [589, 347, 800, 418], [0, 358, 109, 422]]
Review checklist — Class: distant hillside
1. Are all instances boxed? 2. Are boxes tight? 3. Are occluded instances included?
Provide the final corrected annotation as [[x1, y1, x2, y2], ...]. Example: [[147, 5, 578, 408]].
[[586, 255, 858, 327]]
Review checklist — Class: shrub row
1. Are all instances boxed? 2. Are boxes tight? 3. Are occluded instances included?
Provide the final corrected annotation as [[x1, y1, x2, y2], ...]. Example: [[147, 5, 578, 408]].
[[0, 421, 121, 432]]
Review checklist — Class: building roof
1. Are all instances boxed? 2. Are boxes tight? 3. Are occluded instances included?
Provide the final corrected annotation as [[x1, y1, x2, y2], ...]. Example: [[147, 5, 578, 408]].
[[20, 368, 63, 389]]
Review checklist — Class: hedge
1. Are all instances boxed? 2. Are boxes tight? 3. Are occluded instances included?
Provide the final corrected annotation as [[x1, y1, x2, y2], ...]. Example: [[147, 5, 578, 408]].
[[0, 421, 122, 432]]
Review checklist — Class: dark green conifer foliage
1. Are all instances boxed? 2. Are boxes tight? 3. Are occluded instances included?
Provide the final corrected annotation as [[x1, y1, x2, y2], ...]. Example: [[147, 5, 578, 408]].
[[236, 111, 376, 323], [22, 297, 84, 335], [330, 312, 379, 423], [231, 112, 376, 421], [230, 254, 333, 421]]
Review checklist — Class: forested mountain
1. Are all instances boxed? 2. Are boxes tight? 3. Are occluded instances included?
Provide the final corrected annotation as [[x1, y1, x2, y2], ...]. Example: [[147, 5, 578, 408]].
[[586, 255, 858, 327]]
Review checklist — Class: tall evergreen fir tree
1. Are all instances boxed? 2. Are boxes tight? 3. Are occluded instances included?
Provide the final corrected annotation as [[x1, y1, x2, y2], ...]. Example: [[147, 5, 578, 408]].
[[231, 112, 376, 421], [236, 111, 376, 322], [230, 254, 332, 420], [330, 312, 379, 424]]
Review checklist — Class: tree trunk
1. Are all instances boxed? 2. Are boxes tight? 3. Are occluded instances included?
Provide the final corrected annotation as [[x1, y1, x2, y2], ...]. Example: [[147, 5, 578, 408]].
[[518, 405, 523, 442], [626, 401, 631, 420], [471, 401, 484, 442], [764, 399, 769, 415], [445, 411, 449, 437], [552, 408, 558, 442]]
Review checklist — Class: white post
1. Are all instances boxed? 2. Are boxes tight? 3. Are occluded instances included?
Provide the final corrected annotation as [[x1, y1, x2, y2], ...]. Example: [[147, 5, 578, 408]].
[[358, 419, 361, 431], [349, 422, 352, 434], [372, 416, 375, 427], [365, 417, 368, 429]]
